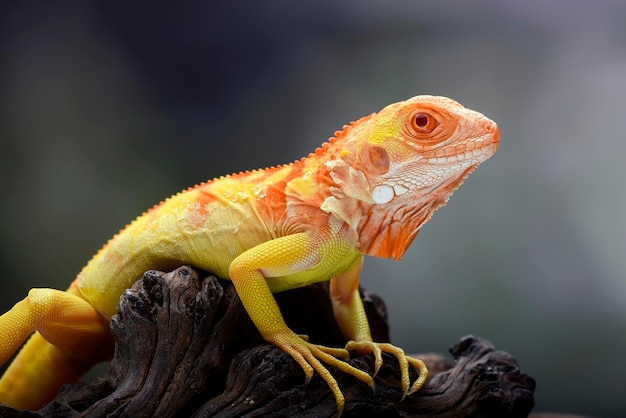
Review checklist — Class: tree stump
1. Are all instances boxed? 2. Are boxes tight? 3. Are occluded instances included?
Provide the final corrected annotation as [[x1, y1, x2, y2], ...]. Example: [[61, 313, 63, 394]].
[[0, 267, 536, 417]]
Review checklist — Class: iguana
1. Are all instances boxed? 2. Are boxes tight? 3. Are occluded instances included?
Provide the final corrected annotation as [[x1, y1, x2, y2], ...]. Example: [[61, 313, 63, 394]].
[[0, 95, 499, 413]]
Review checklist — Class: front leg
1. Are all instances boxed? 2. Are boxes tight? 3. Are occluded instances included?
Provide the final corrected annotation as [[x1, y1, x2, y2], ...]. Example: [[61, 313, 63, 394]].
[[330, 258, 428, 397], [228, 232, 373, 414]]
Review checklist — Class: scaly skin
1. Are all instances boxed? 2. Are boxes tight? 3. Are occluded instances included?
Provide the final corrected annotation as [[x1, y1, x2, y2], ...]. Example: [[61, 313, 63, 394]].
[[0, 95, 499, 412]]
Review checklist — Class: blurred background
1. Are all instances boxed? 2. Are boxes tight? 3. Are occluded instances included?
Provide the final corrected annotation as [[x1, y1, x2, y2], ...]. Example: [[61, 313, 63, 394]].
[[1, 1, 624, 416]]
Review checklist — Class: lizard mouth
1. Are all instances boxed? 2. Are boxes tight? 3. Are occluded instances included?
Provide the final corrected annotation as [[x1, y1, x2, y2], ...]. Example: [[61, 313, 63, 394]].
[[440, 130, 499, 200], [437, 162, 481, 201]]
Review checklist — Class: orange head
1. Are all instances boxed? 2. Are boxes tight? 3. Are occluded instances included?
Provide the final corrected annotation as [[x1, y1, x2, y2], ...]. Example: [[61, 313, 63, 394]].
[[321, 95, 499, 260]]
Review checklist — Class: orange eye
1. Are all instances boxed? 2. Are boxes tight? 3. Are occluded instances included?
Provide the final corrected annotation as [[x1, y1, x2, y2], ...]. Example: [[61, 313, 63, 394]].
[[411, 112, 438, 133]]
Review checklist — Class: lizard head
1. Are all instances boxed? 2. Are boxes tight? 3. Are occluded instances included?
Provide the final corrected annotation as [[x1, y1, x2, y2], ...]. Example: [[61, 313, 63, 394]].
[[321, 95, 499, 260]]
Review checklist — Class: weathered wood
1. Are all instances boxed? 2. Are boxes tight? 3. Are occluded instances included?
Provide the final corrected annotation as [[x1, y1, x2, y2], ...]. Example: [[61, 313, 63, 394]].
[[0, 267, 536, 417]]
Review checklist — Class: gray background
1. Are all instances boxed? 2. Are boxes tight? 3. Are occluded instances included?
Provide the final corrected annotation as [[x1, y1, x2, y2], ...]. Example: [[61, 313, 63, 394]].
[[1, 2, 624, 416]]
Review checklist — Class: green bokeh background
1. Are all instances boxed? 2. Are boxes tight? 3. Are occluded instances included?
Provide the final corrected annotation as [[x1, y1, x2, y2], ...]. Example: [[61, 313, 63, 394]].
[[1, 2, 625, 416]]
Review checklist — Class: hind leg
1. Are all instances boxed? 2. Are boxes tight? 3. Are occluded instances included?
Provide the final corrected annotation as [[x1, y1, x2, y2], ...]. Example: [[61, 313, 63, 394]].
[[0, 288, 111, 409]]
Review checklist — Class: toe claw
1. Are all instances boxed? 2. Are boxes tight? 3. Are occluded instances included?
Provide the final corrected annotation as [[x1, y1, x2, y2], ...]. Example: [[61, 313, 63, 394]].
[[344, 340, 428, 400], [406, 356, 428, 394]]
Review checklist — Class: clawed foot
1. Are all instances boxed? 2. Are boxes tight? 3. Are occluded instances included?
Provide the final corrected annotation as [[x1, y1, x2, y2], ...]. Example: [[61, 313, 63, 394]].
[[267, 332, 427, 414], [345, 340, 428, 399], [267, 332, 374, 414]]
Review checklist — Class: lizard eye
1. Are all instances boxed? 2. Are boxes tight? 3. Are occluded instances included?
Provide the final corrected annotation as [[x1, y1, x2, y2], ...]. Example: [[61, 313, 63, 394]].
[[411, 112, 438, 134]]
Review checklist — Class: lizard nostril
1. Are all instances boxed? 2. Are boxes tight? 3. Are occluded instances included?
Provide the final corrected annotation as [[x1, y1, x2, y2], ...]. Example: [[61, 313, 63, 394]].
[[480, 119, 499, 142]]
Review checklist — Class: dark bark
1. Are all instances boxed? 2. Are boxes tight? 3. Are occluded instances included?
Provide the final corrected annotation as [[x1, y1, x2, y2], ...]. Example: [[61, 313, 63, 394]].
[[0, 267, 537, 417]]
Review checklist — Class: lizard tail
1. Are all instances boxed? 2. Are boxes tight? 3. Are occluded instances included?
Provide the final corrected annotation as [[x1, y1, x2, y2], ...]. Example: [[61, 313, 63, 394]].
[[0, 332, 91, 410]]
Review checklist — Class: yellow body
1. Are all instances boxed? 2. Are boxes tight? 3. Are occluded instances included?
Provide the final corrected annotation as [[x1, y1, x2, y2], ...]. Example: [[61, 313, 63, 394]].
[[0, 95, 499, 412]]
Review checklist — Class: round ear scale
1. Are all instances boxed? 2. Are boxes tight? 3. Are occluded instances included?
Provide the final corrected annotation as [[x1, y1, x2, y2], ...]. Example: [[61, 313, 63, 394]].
[[371, 184, 394, 204]]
